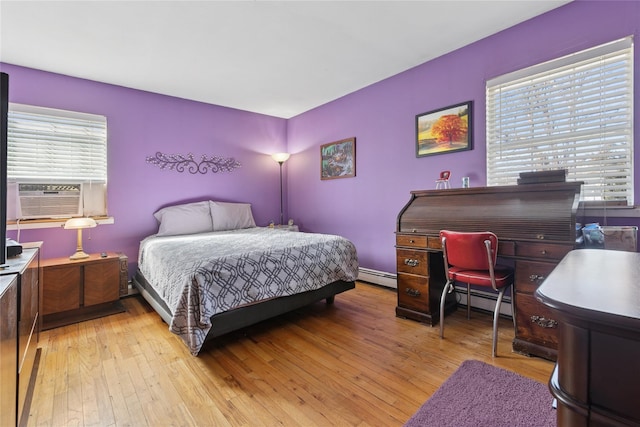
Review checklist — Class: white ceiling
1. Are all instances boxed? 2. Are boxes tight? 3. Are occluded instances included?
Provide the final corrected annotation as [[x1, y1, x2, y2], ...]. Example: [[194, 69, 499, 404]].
[[0, 1, 571, 119]]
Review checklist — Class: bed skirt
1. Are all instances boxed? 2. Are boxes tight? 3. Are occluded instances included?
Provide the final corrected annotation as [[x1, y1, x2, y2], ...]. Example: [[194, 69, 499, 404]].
[[133, 269, 355, 348]]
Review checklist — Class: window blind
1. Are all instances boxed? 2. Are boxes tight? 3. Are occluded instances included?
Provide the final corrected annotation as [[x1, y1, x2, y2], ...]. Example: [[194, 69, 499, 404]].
[[486, 37, 634, 205], [7, 103, 107, 182]]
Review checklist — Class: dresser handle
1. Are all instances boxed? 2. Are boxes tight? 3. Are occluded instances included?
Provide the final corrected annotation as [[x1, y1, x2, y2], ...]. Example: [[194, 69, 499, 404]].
[[530, 315, 558, 329], [536, 234, 545, 240], [404, 259, 419, 267], [529, 274, 546, 282], [540, 249, 547, 255], [405, 288, 421, 297], [409, 239, 415, 243]]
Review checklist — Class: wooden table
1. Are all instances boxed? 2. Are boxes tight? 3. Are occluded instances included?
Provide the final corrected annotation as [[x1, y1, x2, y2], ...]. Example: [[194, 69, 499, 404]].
[[536, 249, 640, 426]]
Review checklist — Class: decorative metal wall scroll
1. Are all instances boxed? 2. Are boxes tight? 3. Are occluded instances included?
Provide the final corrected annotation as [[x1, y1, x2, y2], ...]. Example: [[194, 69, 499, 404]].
[[146, 152, 241, 174]]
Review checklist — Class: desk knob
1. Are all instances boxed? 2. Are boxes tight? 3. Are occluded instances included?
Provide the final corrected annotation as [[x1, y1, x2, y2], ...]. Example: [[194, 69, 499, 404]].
[[529, 274, 546, 282], [531, 315, 558, 329], [405, 288, 421, 297], [404, 259, 419, 267]]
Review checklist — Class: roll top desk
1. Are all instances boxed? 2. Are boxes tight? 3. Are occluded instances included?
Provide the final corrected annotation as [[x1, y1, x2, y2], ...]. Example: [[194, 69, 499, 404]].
[[395, 181, 582, 360]]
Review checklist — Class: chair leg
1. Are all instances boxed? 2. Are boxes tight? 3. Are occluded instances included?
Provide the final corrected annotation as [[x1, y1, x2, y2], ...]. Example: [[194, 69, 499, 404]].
[[492, 287, 507, 357], [466, 283, 471, 319], [440, 280, 454, 338], [510, 284, 516, 331]]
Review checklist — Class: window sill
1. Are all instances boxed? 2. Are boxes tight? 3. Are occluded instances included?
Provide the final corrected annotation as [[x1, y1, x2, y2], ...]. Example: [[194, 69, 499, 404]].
[[580, 206, 640, 218], [6, 216, 114, 230]]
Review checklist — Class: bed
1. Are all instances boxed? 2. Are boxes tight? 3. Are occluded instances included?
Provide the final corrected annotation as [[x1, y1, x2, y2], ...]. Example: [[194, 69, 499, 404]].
[[132, 201, 358, 355]]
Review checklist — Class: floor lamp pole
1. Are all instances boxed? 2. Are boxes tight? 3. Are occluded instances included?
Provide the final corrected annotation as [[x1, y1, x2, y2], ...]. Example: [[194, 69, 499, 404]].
[[278, 161, 284, 225], [271, 153, 290, 226]]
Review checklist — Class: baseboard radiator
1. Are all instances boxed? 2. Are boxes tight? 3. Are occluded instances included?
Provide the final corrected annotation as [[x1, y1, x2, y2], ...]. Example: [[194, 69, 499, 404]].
[[358, 267, 398, 289], [358, 267, 513, 317]]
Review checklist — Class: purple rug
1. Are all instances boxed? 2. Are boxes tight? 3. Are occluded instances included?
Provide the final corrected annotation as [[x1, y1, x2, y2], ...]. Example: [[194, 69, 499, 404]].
[[404, 360, 556, 427]]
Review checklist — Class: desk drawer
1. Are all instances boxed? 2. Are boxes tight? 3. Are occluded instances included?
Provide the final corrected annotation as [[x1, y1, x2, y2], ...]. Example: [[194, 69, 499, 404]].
[[515, 242, 573, 261], [515, 260, 557, 294], [498, 240, 516, 256], [396, 249, 428, 276], [514, 293, 559, 349], [397, 273, 430, 312], [396, 234, 427, 249], [427, 237, 442, 250]]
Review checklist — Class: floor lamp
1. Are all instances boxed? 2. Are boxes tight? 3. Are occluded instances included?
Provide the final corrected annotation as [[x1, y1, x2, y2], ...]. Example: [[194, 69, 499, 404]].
[[271, 152, 290, 225]]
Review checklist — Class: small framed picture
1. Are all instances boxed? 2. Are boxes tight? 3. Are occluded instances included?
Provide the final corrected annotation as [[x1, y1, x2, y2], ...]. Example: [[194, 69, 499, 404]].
[[321, 137, 356, 180], [416, 101, 472, 157]]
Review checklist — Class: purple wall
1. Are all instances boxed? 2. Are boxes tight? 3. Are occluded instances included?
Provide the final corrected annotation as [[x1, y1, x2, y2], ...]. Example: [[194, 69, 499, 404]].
[[0, 64, 288, 271], [287, 0, 640, 274], [2, 1, 639, 277]]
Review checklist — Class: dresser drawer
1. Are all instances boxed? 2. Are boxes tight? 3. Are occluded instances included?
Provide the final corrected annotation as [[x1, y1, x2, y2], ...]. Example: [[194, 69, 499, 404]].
[[515, 260, 557, 294], [397, 273, 430, 312], [396, 249, 428, 276], [515, 242, 573, 261], [396, 234, 427, 249], [514, 293, 559, 349]]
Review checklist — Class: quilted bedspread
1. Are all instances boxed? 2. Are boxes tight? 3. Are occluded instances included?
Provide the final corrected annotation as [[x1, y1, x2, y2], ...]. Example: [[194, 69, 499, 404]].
[[138, 227, 359, 354]]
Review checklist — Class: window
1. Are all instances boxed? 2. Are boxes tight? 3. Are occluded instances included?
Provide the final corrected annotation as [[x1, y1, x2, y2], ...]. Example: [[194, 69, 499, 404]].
[[486, 37, 634, 206], [7, 103, 108, 218]]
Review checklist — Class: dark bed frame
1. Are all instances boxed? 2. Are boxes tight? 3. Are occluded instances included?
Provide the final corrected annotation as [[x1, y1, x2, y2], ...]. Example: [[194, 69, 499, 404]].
[[133, 269, 355, 344]]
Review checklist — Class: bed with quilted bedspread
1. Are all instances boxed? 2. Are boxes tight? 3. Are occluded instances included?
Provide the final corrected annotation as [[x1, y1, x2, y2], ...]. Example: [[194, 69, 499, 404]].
[[134, 226, 359, 355]]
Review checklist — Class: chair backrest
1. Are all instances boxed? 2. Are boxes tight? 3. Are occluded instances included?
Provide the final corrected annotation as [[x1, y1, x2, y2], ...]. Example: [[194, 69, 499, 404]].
[[440, 230, 498, 270]]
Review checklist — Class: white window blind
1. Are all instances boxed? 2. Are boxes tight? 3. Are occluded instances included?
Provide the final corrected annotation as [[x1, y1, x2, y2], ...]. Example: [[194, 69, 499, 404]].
[[486, 37, 634, 205], [7, 103, 107, 181], [7, 103, 108, 217]]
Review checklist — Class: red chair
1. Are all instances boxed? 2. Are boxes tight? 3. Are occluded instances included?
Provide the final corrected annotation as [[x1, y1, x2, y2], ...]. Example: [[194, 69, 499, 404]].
[[435, 170, 451, 189], [439, 230, 514, 357]]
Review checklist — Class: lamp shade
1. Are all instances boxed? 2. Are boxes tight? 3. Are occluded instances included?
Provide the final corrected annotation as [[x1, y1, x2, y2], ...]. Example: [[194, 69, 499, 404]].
[[64, 217, 97, 229], [271, 152, 290, 163]]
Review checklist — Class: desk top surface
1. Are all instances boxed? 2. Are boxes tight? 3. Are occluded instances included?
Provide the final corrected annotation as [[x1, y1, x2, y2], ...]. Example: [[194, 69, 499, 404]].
[[536, 249, 640, 328]]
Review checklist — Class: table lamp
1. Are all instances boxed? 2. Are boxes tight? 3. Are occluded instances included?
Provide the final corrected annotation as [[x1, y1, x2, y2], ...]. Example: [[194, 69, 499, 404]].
[[64, 217, 97, 259]]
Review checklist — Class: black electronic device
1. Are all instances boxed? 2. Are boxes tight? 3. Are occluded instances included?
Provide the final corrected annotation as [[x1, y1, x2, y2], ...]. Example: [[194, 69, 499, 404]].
[[1, 72, 9, 265], [6, 239, 22, 258]]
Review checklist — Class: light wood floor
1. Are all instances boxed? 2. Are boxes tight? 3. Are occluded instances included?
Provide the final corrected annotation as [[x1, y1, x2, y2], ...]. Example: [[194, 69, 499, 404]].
[[27, 281, 554, 426]]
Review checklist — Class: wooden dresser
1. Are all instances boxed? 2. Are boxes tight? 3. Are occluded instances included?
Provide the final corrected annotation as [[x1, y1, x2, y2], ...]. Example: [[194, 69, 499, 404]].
[[536, 249, 640, 426], [0, 274, 19, 427], [395, 182, 581, 360], [0, 243, 41, 427]]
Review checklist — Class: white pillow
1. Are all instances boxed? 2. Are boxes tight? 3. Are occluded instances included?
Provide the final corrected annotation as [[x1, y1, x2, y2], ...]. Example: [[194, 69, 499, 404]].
[[209, 201, 256, 231], [154, 201, 213, 236]]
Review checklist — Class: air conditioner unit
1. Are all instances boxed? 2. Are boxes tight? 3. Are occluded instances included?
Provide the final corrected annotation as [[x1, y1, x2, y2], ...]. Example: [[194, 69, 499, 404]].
[[17, 183, 83, 219]]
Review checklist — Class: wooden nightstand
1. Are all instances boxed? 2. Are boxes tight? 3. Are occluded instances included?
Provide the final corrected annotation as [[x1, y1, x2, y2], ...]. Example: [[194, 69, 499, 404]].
[[41, 252, 125, 330], [272, 224, 299, 232]]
